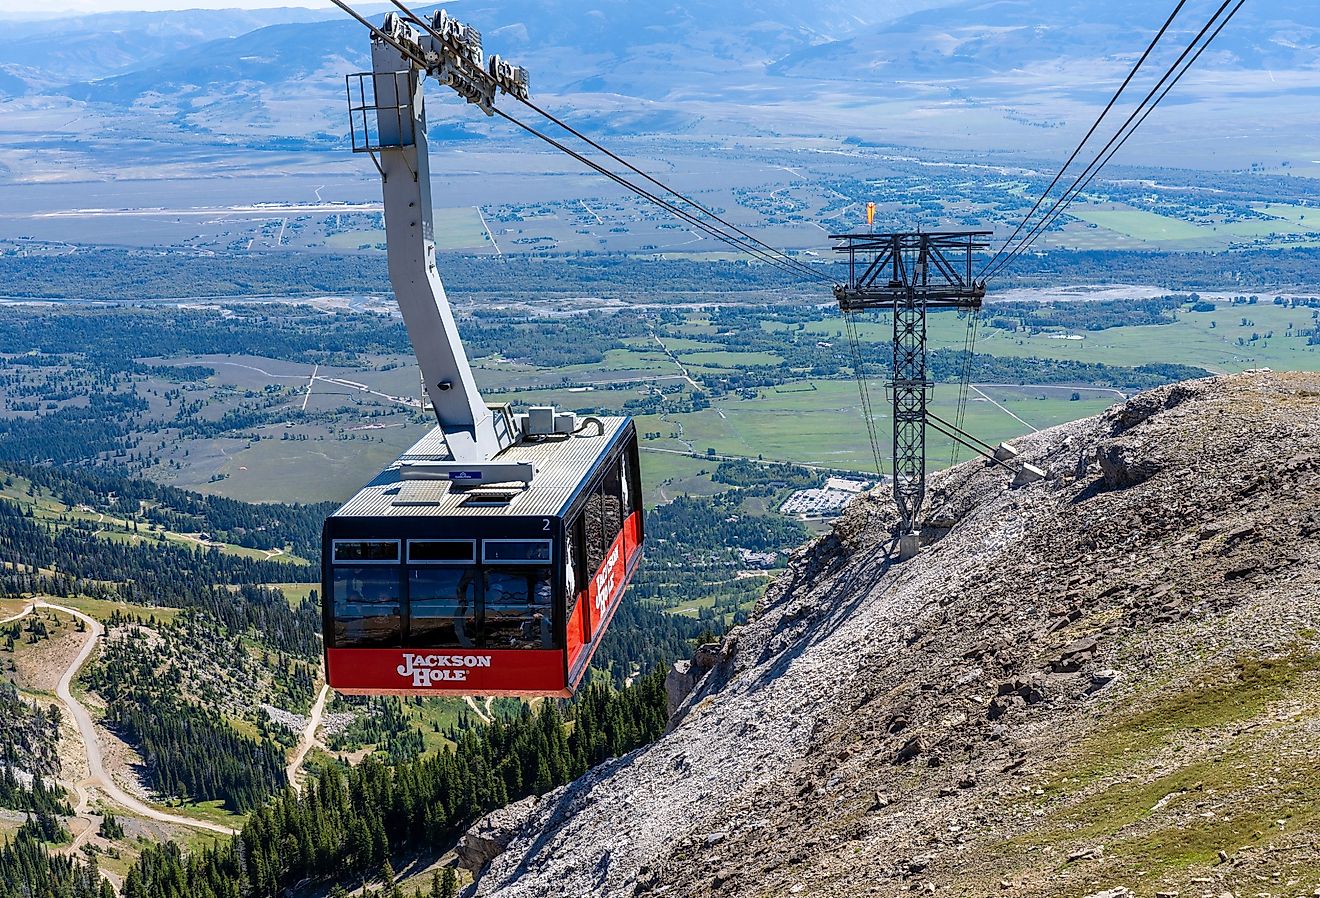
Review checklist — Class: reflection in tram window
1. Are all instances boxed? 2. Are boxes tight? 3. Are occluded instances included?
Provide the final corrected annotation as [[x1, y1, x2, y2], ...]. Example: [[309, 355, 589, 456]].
[[483, 540, 552, 563], [483, 567, 555, 649], [601, 460, 623, 538], [564, 530, 578, 601], [333, 567, 402, 647], [583, 486, 607, 575], [620, 453, 634, 518], [333, 540, 400, 563], [408, 567, 477, 648]]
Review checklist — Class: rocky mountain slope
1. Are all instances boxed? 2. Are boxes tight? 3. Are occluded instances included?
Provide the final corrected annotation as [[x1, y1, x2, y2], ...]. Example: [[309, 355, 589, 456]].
[[462, 370, 1320, 898]]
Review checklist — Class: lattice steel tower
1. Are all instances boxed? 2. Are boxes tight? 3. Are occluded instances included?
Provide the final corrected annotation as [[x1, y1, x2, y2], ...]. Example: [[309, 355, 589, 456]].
[[832, 231, 990, 556]]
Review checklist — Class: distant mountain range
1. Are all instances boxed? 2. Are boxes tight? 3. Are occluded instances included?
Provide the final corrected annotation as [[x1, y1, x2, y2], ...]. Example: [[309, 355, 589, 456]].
[[0, 7, 331, 91], [0, 0, 1316, 159]]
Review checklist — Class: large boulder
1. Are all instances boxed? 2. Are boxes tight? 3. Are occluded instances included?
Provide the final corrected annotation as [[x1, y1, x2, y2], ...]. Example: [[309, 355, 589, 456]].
[[663, 641, 728, 718], [456, 795, 540, 876], [1096, 444, 1162, 490]]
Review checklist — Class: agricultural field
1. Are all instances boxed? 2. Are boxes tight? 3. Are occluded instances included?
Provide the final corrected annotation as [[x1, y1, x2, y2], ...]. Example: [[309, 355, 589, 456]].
[[1, 289, 1296, 509], [4, 139, 1318, 260], [0, 471, 306, 563], [966, 301, 1320, 374], [1060, 203, 1320, 252]]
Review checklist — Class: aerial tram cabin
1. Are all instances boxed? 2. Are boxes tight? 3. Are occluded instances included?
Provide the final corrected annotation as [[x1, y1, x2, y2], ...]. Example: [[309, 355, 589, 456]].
[[322, 13, 644, 696], [323, 418, 643, 696]]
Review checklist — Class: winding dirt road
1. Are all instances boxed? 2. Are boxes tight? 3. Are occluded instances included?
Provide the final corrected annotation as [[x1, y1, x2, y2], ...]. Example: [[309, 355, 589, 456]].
[[464, 695, 492, 725], [0, 601, 33, 625], [287, 683, 330, 794], [38, 600, 237, 835]]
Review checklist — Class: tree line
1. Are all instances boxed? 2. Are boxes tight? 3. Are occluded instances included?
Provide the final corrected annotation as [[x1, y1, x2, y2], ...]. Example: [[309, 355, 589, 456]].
[[114, 669, 670, 898], [7, 462, 336, 560], [0, 393, 146, 466], [0, 830, 113, 898], [0, 306, 410, 370], [81, 608, 317, 812], [0, 498, 314, 623], [986, 294, 1185, 331], [0, 250, 825, 303], [106, 694, 285, 814]]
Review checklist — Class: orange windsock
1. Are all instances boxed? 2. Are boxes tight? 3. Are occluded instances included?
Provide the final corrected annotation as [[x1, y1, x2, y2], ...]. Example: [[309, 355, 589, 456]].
[[866, 202, 876, 226]]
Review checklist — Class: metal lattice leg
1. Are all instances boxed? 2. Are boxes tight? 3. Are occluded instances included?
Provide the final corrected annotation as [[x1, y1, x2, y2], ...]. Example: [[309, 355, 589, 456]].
[[890, 287, 928, 536]]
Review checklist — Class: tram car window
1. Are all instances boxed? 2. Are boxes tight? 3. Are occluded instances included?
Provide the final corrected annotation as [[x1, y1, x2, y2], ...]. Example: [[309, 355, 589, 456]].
[[406, 566, 476, 648]]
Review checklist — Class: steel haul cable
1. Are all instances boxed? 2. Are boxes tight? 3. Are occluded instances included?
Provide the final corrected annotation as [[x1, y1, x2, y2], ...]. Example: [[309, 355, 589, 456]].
[[951, 310, 979, 466], [978, 0, 1190, 279], [490, 107, 823, 284], [843, 313, 885, 479], [514, 97, 831, 284], [984, 0, 1244, 281], [988, 0, 1247, 275]]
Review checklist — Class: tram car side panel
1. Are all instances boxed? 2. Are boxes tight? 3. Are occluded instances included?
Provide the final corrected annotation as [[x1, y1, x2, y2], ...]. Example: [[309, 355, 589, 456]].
[[563, 432, 644, 688]]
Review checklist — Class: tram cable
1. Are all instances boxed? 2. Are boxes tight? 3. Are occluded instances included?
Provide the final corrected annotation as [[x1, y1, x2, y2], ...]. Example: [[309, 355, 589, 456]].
[[511, 95, 831, 284], [950, 311, 980, 466], [982, 0, 1245, 281], [977, 0, 1191, 279], [986, 0, 1246, 277], [843, 314, 886, 479], [375, 0, 833, 286], [489, 107, 831, 284]]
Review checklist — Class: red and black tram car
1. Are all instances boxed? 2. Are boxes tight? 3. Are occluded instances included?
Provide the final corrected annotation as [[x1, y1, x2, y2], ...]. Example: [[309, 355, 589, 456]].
[[322, 417, 643, 696]]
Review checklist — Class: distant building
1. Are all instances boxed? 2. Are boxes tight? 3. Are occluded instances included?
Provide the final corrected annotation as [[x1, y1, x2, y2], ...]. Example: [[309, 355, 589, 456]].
[[736, 548, 779, 567], [824, 476, 868, 493], [781, 488, 865, 522]]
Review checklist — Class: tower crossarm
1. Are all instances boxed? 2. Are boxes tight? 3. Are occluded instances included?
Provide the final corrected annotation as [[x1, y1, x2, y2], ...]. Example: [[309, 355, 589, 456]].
[[830, 231, 991, 309]]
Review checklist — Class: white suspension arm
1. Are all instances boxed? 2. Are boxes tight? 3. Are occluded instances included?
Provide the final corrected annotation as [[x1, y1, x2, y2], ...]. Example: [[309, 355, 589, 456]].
[[368, 32, 514, 463]]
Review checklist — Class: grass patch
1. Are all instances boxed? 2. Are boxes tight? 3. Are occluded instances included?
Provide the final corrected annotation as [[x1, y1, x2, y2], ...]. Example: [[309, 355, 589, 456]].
[[1021, 650, 1320, 868], [1093, 651, 1320, 767], [166, 799, 245, 831], [194, 422, 433, 504], [637, 451, 724, 507], [1040, 650, 1320, 794], [676, 350, 786, 368], [404, 697, 468, 756], [267, 582, 318, 609], [45, 594, 181, 626], [433, 207, 492, 251], [1066, 207, 1218, 246], [991, 650, 1320, 889], [1108, 763, 1319, 875]]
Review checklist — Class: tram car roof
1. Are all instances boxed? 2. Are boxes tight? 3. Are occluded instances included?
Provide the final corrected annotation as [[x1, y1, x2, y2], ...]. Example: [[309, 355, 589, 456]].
[[329, 416, 634, 520]]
